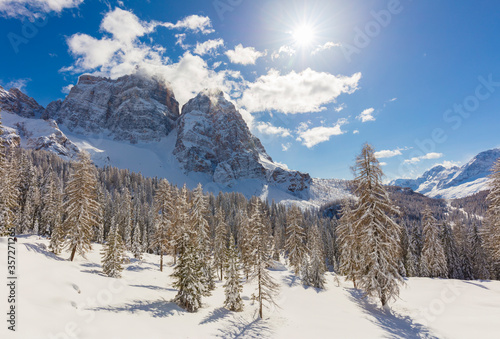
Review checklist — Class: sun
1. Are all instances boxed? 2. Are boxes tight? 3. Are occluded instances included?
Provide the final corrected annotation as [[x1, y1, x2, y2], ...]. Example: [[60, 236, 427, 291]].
[[292, 24, 316, 47]]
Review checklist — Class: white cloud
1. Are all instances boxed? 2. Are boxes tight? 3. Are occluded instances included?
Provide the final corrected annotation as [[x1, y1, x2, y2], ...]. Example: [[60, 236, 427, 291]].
[[63, 9, 241, 108], [312, 42, 341, 55], [272, 45, 296, 59], [357, 108, 375, 122], [61, 84, 73, 93], [375, 149, 402, 159], [388, 97, 397, 102], [225, 44, 265, 65], [296, 119, 347, 148], [353, 130, 359, 134], [438, 160, 461, 168], [4, 78, 30, 91], [404, 152, 443, 164], [334, 103, 346, 112], [379, 162, 388, 166], [194, 38, 224, 56], [255, 122, 291, 138], [0, 0, 83, 18], [281, 142, 291, 151], [162, 15, 214, 34], [240, 69, 361, 114]]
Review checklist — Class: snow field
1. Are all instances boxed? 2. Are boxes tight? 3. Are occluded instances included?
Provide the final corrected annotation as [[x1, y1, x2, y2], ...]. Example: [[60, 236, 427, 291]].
[[1, 236, 500, 339]]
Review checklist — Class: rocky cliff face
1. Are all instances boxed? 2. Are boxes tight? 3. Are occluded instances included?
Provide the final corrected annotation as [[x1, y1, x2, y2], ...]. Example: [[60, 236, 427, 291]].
[[0, 86, 45, 118], [174, 89, 311, 193], [43, 73, 180, 143]]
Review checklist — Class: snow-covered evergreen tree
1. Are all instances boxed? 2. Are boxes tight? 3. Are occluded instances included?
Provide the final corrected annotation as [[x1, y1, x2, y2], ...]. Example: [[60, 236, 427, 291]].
[[101, 217, 127, 278], [249, 198, 279, 318], [336, 199, 360, 287], [484, 157, 500, 278], [285, 205, 307, 275], [237, 209, 253, 280], [304, 224, 326, 289], [470, 224, 490, 280], [152, 179, 173, 271], [0, 120, 18, 236], [441, 222, 463, 279], [214, 207, 228, 280], [172, 232, 204, 312], [223, 235, 244, 312], [190, 183, 215, 293], [420, 207, 447, 278], [62, 152, 101, 261], [131, 222, 142, 260], [351, 144, 404, 307]]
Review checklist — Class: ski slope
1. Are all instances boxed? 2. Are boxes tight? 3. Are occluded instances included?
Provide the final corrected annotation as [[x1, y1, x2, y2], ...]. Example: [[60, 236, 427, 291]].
[[1, 236, 499, 339]]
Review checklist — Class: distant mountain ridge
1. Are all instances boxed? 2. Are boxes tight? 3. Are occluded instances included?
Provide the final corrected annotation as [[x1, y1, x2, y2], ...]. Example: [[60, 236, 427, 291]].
[[390, 149, 500, 199]]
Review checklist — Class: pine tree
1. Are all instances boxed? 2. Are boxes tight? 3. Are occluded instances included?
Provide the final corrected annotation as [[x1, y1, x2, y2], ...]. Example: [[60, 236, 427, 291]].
[[50, 221, 65, 255], [63, 152, 101, 261], [351, 144, 404, 307], [484, 158, 500, 277], [336, 199, 360, 287], [172, 232, 204, 312], [152, 180, 173, 271], [285, 205, 307, 275], [191, 184, 215, 293], [441, 222, 463, 279], [420, 207, 447, 278], [305, 224, 326, 289], [249, 198, 279, 318], [101, 217, 127, 278], [214, 207, 228, 280], [470, 224, 490, 280], [223, 235, 244, 312], [0, 120, 18, 236], [131, 222, 142, 260], [237, 209, 253, 280]]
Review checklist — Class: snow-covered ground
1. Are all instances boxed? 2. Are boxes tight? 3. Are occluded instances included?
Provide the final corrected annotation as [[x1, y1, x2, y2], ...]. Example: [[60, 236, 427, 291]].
[[1, 236, 500, 339]]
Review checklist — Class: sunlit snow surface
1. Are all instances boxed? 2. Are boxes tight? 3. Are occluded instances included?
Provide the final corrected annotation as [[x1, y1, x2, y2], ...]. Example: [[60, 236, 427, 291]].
[[1, 236, 499, 339]]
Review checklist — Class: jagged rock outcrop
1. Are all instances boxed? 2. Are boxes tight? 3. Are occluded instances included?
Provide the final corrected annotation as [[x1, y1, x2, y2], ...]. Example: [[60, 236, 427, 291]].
[[0, 85, 45, 118], [174, 89, 311, 193], [43, 73, 180, 143]]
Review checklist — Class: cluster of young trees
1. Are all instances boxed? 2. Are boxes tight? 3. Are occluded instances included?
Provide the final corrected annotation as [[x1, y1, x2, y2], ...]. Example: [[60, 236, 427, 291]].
[[1, 114, 500, 312]]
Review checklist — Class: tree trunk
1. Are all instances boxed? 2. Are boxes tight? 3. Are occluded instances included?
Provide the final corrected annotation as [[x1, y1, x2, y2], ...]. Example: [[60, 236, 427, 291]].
[[70, 246, 77, 261], [258, 266, 263, 319], [160, 253, 163, 272]]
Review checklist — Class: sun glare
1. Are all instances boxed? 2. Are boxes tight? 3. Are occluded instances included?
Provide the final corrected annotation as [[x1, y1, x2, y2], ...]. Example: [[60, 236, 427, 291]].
[[292, 24, 315, 47]]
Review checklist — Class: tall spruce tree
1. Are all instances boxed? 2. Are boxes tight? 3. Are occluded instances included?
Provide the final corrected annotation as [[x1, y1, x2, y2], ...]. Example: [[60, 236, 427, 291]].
[[152, 179, 173, 271], [351, 144, 403, 307], [63, 152, 101, 261], [101, 217, 127, 278], [249, 198, 279, 318], [484, 158, 500, 278], [441, 222, 463, 279], [420, 207, 447, 278], [214, 207, 228, 280], [304, 224, 326, 289], [0, 116, 18, 236], [337, 199, 360, 287], [223, 235, 244, 312], [131, 222, 142, 260], [285, 205, 307, 275], [172, 232, 204, 312]]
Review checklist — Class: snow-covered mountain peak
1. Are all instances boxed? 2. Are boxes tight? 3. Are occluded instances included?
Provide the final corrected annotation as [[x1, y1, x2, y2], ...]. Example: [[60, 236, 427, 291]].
[[0, 85, 45, 118], [391, 148, 500, 199]]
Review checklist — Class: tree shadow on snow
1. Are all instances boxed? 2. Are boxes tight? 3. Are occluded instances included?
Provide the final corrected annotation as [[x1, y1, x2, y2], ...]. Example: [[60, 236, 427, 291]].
[[130, 284, 176, 292], [346, 288, 439, 339], [91, 299, 184, 318], [23, 243, 65, 261], [463, 281, 489, 290], [282, 274, 301, 287], [216, 316, 272, 339], [126, 265, 152, 272], [81, 262, 100, 268], [199, 307, 231, 325]]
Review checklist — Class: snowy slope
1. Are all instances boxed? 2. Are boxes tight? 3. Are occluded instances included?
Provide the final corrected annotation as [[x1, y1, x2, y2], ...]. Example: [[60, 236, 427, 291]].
[[2, 236, 500, 339], [391, 149, 500, 199]]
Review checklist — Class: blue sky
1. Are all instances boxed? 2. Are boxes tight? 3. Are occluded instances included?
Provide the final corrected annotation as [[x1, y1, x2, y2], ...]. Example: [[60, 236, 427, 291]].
[[1, 0, 500, 180]]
